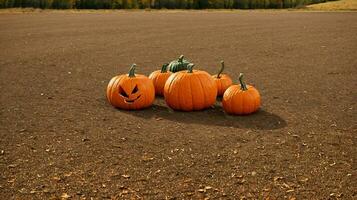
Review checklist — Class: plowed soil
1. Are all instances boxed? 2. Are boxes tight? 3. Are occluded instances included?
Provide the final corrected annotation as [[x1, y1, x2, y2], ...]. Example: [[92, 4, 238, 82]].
[[0, 11, 356, 199]]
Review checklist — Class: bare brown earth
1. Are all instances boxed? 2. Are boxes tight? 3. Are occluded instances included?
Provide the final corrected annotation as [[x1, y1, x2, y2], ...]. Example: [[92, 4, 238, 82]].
[[0, 11, 356, 199]]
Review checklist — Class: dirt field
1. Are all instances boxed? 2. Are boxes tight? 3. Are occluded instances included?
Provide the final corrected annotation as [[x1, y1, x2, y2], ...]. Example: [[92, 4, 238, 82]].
[[0, 11, 356, 199]]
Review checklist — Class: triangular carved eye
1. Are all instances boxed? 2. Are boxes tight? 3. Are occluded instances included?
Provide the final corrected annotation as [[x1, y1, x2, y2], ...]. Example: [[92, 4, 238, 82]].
[[131, 85, 139, 94], [119, 86, 129, 98]]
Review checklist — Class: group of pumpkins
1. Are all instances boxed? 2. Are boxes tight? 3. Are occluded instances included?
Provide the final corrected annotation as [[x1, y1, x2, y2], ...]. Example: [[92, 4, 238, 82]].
[[106, 55, 260, 115]]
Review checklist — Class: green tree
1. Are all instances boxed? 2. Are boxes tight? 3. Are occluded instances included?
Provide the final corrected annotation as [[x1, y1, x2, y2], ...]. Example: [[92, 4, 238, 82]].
[[112, 0, 123, 8]]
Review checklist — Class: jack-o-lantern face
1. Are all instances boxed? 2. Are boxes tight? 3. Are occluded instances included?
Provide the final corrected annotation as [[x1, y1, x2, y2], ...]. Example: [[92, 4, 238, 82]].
[[107, 64, 155, 110], [119, 84, 141, 104]]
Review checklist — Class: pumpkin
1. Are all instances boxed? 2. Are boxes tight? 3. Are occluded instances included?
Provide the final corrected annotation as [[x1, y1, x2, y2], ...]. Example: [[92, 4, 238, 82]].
[[222, 73, 260, 115], [167, 55, 190, 73], [164, 64, 217, 111], [148, 63, 172, 96], [106, 64, 155, 110], [212, 61, 233, 96]]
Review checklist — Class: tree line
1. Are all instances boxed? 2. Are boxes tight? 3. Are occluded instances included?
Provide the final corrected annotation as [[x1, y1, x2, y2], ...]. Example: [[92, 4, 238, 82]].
[[0, 0, 331, 9]]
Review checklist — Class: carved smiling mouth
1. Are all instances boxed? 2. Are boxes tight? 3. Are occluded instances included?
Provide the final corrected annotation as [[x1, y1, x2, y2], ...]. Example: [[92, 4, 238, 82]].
[[124, 95, 141, 104]]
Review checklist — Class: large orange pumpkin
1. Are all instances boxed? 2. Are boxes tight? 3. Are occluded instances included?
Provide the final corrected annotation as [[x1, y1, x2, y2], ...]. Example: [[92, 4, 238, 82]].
[[222, 73, 260, 115], [148, 63, 171, 96], [212, 61, 233, 96], [164, 64, 217, 111], [106, 64, 155, 110]]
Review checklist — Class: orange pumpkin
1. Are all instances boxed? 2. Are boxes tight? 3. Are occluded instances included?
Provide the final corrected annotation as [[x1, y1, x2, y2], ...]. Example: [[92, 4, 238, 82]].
[[164, 64, 217, 111], [106, 64, 155, 110], [212, 61, 233, 96], [149, 63, 171, 96], [222, 73, 260, 115]]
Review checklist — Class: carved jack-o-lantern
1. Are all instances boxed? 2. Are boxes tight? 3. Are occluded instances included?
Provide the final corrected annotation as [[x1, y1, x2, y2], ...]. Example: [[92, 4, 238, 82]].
[[107, 64, 155, 110]]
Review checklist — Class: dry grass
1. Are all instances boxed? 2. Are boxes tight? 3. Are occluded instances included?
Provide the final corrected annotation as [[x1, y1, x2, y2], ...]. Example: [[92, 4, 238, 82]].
[[306, 0, 357, 10]]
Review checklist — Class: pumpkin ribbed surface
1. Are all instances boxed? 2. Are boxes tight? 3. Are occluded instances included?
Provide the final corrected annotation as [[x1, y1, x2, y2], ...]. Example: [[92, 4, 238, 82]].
[[212, 61, 233, 96], [222, 73, 260, 115], [213, 74, 233, 96], [164, 65, 217, 111], [149, 64, 172, 96]]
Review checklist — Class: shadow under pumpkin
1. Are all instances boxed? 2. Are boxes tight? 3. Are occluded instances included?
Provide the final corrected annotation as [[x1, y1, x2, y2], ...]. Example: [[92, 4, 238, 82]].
[[118, 97, 286, 130]]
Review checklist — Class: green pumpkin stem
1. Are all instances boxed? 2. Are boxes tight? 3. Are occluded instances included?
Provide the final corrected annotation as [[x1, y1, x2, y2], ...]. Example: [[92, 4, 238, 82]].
[[239, 73, 248, 91], [128, 64, 136, 78], [178, 55, 184, 62], [217, 60, 225, 79], [187, 63, 195, 73], [160, 63, 169, 73]]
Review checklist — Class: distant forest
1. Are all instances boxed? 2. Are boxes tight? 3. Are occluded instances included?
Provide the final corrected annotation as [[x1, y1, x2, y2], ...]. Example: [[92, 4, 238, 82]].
[[0, 0, 332, 9]]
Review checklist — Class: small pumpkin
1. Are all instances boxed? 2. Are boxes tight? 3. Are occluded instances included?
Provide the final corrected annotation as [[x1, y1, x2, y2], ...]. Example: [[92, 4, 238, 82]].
[[167, 55, 190, 73], [212, 61, 233, 96], [164, 64, 217, 111], [149, 63, 172, 96], [222, 73, 260, 115], [107, 64, 155, 110]]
